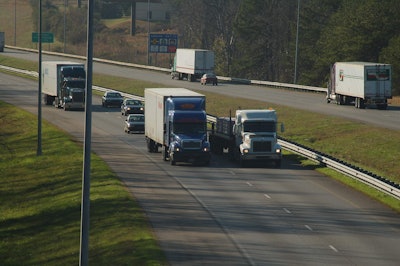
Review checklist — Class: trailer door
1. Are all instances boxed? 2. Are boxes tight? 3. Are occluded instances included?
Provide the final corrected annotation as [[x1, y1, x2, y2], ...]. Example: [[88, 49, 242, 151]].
[[366, 66, 390, 98]]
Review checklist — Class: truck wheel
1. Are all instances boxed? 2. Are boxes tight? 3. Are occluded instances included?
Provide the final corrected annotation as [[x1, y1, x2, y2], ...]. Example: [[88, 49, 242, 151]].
[[275, 160, 282, 168], [336, 95, 342, 105], [355, 98, 365, 109], [377, 104, 387, 110], [162, 147, 168, 161], [359, 99, 365, 109], [239, 157, 246, 168]]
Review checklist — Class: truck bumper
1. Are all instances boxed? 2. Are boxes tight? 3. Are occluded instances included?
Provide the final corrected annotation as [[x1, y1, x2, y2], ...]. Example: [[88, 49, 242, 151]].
[[171, 150, 211, 164], [240, 153, 282, 161], [66, 102, 85, 110]]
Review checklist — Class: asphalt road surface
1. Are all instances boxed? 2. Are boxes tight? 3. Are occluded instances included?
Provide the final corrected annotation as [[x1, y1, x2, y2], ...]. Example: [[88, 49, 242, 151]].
[[2, 70, 400, 265], [3, 47, 400, 131]]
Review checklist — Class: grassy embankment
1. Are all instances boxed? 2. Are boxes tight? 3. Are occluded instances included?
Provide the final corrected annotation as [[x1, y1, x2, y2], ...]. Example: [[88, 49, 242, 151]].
[[0, 54, 399, 265], [0, 100, 167, 265]]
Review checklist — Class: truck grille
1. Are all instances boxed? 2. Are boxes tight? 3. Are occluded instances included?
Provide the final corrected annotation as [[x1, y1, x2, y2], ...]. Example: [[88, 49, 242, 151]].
[[182, 140, 202, 149], [253, 141, 272, 152], [72, 92, 84, 102]]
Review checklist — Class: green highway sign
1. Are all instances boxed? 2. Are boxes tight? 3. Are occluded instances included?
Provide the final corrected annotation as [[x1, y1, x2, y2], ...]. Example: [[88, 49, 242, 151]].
[[32, 32, 54, 43]]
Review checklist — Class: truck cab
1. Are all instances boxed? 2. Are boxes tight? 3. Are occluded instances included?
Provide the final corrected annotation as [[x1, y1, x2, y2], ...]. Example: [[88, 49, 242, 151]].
[[233, 109, 284, 167], [164, 97, 211, 165], [59, 77, 85, 110]]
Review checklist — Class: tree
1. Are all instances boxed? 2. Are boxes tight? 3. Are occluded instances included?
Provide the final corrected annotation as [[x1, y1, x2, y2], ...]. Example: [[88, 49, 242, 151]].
[[310, 0, 400, 86], [231, 0, 296, 81]]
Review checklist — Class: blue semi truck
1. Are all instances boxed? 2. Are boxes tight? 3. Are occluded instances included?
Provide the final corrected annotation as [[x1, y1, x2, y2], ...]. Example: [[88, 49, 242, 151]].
[[144, 88, 211, 166]]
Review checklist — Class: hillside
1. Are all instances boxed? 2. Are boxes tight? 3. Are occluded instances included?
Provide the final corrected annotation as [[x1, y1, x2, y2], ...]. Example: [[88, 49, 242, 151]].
[[0, 1, 176, 68]]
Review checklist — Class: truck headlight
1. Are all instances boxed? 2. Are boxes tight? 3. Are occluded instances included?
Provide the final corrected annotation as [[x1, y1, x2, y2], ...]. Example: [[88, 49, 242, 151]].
[[203, 147, 210, 152], [243, 149, 249, 153], [275, 148, 281, 153]]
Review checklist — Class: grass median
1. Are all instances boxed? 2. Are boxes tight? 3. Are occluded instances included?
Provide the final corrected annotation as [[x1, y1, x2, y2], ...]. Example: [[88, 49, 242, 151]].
[[0, 101, 167, 265]]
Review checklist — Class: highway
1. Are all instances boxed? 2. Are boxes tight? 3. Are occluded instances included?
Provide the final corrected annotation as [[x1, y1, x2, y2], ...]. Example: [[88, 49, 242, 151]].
[[1, 50, 400, 265], [3, 47, 400, 131]]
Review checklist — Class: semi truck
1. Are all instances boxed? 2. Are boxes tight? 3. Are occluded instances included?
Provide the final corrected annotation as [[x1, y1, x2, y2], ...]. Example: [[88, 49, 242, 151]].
[[0, 32, 5, 52], [145, 88, 211, 165], [171, 48, 215, 82], [327, 62, 392, 109], [209, 109, 284, 167], [42, 61, 86, 111]]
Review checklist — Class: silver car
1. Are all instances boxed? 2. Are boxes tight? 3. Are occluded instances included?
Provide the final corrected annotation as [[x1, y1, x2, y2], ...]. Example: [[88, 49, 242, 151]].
[[124, 114, 145, 134]]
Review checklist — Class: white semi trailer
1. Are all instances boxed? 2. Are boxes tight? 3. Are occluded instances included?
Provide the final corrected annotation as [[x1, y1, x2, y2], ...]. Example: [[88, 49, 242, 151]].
[[171, 48, 215, 82], [327, 62, 392, 109]]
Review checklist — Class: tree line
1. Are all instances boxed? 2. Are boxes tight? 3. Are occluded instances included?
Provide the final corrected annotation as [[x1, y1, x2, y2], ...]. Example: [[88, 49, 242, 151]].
[[169, 0, 400, 95], [30, 0, 400, 95]]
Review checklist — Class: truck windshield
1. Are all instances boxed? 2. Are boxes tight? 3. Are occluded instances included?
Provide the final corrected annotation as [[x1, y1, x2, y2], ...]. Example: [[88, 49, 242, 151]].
[[173, 122, 206, 134], [61, 67, 86, 78], [243, 121, 276, 133], [65, 80, 85, 88]]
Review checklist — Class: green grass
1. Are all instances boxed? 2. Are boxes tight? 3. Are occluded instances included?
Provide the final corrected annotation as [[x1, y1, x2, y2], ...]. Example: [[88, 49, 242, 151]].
[[0, 101, 167, 265]]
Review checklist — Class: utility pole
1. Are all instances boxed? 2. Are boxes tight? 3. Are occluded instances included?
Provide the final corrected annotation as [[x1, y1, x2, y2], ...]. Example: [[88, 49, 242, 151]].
[[79, 0, 94, 264], [37, 0, 42, 156], [294, 0, 300, 84]]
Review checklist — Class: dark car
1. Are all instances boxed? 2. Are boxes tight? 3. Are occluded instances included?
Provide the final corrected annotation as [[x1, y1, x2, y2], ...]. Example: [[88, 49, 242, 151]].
[[121, 98, 144, 116], [102, 91, 124, 107], [124, 114, 145, 134], [200, 73, 218, 85]]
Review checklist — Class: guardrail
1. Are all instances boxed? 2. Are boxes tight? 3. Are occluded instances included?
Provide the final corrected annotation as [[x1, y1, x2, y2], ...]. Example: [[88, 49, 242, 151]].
[[206, 113, 400, 200], [1, 60, 399, 200], [279, 138, 400, 200]]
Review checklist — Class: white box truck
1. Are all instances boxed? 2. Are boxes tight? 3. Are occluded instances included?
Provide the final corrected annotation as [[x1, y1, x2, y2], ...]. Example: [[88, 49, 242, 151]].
[[42, 61, 86, 111], [171, 48, 215, 82], [327, 62, 392, 109], [145, 88, 211, 165]]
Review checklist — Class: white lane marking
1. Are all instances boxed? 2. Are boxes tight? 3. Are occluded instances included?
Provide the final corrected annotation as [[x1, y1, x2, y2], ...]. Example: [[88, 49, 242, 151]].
[[246, 182, 253, 187], [283, 208, 291, 214], [305, 225, 313, 231], [329, 245, 338, 252], [229, 171, 236, 175], [264, 193, 271, 199]]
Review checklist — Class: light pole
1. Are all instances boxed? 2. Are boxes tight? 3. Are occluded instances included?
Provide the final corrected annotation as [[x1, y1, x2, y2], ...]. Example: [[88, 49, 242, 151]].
[[147, 0, 150, 65], [63, 0, 67, 53], [294, 0, 300, 84], [14, 0, 16, 46]]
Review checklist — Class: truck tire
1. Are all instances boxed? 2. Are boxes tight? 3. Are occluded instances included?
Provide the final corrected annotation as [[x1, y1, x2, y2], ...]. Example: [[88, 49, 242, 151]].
[[355, 98, 365, 109], [162, 146, 168, 161], [275, 159, 282, 168], [170, 156, 176, 165], [377, 103, 388, 110], [336, 95, 343, 105]]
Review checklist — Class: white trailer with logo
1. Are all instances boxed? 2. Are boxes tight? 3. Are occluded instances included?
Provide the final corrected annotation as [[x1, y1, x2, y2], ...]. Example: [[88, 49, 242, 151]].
[[327, 62, 392, 109]]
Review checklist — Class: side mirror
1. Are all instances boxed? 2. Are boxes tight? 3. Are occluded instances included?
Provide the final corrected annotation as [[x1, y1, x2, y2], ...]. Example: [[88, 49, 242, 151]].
[[280, 123, 285, 133]]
